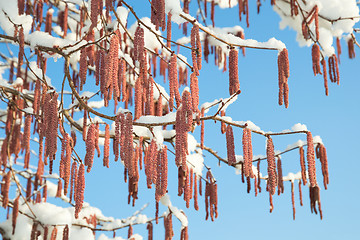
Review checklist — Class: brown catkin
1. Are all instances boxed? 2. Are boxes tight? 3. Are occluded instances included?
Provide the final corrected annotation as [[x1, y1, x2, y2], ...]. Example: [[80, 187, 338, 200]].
[[75, 164, 85, 218], [12, 195, 20, 234], [312, 44, 321, 76], [309, 185, 323, 219], [321, 59, 329, 96], [336, 38, 342, 62], [299, 146, 307, 185], [226, 125, 236, 166], [95, 122, 100, 157], [278, 48, 290, 107], [348, 38, 355, 59], [63, 136, 72, 196], [328, 54, 340, 85], [266, 137, 277, 195], [45, 9, 53, 34], [242, 128, 253, 178], [84, 124, 96, 173], [167, 12, 172, 49], [317, 144, 329, 189], [299, 180, 303, 206], [291, 181, 296, 220], [147, 222, 153, 240], [63, 225, 69, 240], [257, 160, 261, 192], [56, 179, 63, 198], [91, 0, 99, 27], [103, 123, 110, 168], [70, 161, 78, 203], [200, 108, 205, 149], [306, 132, 317, 187], [277, 157, 284, 195], [18, 0, 25, 15], [17, 27, 24, 78], [63, 4, 68, 37], [190, 72, 199, 112], [50, 226, 57, 240], [228, 48, 240, 95], [2, 171, 11, 208]]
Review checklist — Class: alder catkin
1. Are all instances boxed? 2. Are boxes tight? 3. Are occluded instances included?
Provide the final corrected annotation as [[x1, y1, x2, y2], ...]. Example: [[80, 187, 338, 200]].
[[328, 54, 340, 85], [12, 195, 20, 234], [75, 164, 85, 219], [228, 48, 240, 95], [321, 59, 329, 96], [70, 161, 78, 203], [312, 44, 321, 76], [336, 38, 342, 62], [266, 136, 277, 196], [84, 124, 96, 173], [347, 38, 355, 59], [103, 123, 110, 168], [242, 128, 253, 178], [277, 157, 284, 195], [299, 146, 307, 185], [226, 125, 236, 166], [147, 222, 153, 240], [306, 132, 317, 187], [291, 181, 296, 220]]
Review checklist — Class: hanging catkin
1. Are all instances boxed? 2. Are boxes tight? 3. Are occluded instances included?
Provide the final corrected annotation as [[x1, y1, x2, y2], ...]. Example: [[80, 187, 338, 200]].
[[103, 123, 110, 168], [228, 48, 240, 95], [75, 164, 85, 218], [306, 131, 317, 187], [312, 44, 321, 76], [84, 124, 96, 173], [242, 128, 253, 178], [277, 48, 290, 108], [225, 125, 236, 166], [321, 59, 329, 96], [266, 136, 277, 196]]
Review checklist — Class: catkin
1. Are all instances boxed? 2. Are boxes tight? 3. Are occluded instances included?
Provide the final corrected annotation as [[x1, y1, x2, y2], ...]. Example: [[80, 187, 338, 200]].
[[336, 38, 342, 62], [75, 164, 85, 218], [226, 125, 236, 166], [228, 48, 240, 95], [277, 157, 284, 195], [45, 9, 53, 34], [306, 132, 317, 187], [266, 136, 277, 196], [12, 195, 20, 234], [242, 128, 253, 178], [103, 123, 110, 168], [348, 38, 355, 59], [321, 59, 329, 96], [312, 44, 321, 76], [84, 124, 96, 173], [291, 181, 296, 220], [190, 72, 199, 112], [328, 54, 339, 85], [299, 146, 307, 185], [18, 0, 25, 15]]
